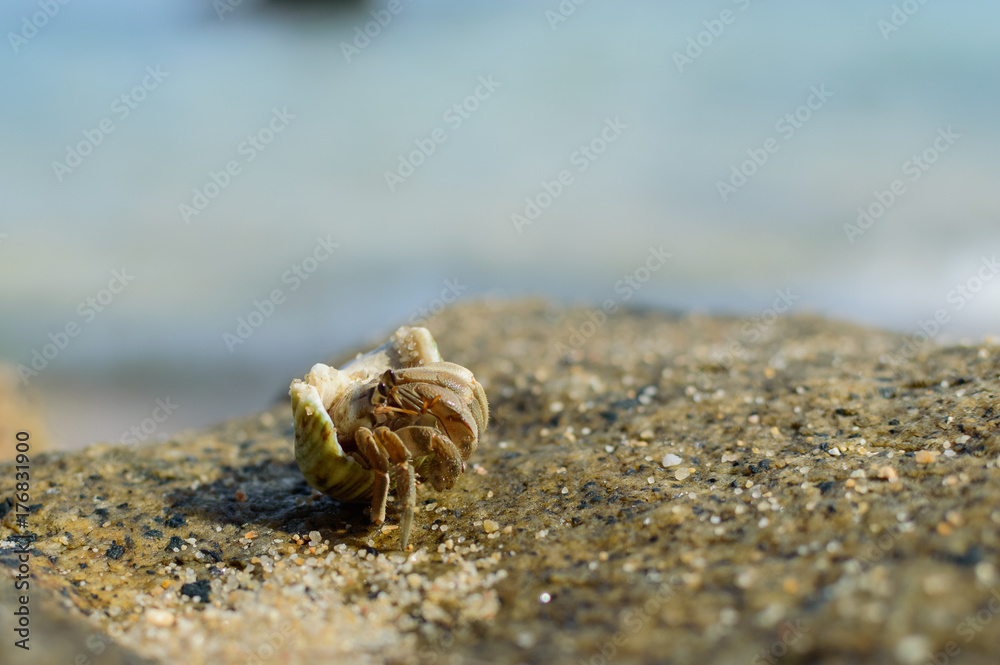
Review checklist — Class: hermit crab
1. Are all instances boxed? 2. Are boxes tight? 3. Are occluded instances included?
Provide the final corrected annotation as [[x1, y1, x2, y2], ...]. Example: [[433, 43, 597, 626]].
[[289, 327, 488, 549]]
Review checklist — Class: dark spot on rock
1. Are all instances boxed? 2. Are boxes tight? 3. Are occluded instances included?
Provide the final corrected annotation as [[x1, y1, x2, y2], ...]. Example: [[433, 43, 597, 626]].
[[180, 579, 211, 602], [818, 481, 836, 494], [951, 545, 983, 567], [116, 502, 129, 509], [610, 398, 639, 411], [165, 536, 185, 552], [94, 508, 109, 519], [107, 541, 125, 560], [502, 452, 522, 460], [888, 419, 900, 426], [165, 514, 187, 528], [143, 529, 164, 539], [199, 549, 223, 563], [834, 408, 855, 417], [79, 563, 88, 569]]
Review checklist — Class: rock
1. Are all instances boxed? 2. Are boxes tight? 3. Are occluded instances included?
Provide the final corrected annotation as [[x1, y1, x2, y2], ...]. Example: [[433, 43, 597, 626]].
[[1, 300, 999, 664]]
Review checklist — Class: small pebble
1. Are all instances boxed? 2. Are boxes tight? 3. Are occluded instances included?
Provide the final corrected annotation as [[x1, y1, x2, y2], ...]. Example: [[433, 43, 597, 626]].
[[662, 453, 683, 467], [877, 466, 898, 482], [483, 520, 500, 534], [895, 635, 930, 665], [675, 468, 691, 481], [145, 609, 175, 627], [915, 450, 939, 464]]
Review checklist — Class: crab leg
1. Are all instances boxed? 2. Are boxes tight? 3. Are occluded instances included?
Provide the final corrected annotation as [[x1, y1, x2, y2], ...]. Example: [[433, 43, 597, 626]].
[[375, 427, 417, 550], [355, 427, 390, 525], [394, 426, 464, 492]]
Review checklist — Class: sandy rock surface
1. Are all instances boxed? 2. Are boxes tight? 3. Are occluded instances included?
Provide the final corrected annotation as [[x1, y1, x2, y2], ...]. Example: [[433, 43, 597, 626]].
[[2, 300, 999, 665]]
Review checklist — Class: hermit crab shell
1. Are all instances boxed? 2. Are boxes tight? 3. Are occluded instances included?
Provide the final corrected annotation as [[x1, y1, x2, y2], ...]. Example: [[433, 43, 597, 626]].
[[289, 326, 443, 501]]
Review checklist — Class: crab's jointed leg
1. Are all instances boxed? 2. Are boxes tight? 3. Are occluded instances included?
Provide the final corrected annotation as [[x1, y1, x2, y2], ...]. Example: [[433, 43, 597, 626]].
[[375, 427, 418, 550], [354, 427, 390, 525]]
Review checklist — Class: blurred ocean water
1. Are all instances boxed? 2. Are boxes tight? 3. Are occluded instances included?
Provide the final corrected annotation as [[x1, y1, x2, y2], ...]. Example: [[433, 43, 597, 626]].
[[1, 0, 998, 448]]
